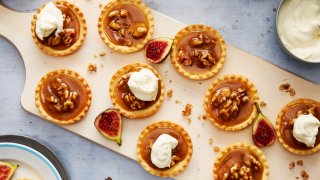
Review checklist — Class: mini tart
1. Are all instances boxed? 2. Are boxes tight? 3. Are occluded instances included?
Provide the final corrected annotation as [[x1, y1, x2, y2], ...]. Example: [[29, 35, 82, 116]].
[[170, 24, 226, 80], [35, 69, 92, 124], [214, 143, 269, 180], [31, 1, 87, 56], [98, 0, 154, 53], [137, 121, 193, 177], [109, 63, 164, 118], [276, 98, 320, 155], [204, 75, 259, 131]]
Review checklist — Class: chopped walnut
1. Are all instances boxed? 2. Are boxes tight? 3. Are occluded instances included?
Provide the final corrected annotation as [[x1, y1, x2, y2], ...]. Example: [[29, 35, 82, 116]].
[[64, 15, 71, 27], [167, 89, 173, 98], [190, 34, 204, 47], [187, 118, 192, 124], [199, 50, 215, 67], [182, 103, 192, 116], [213, 146, 220, 152], [109, 10, 120, 18], [286, 87, 296, 96], [301, 170, 309, 180], [109, 20, 121, 30], [297, 160, 303, 166], [175, 99, 181, 104], [202, 114, 207, 120], [132, 25, 148, 38], [170, 155, 181, 167], [122, 93, 146, 110], [208, 138, 213, 145], [289, 161, 295, 169], [99, 3, 103, 8], [99, 52, 106, 56], [88, 63, 97, 72], [259, 101, 267, 107], [178, 49, 192, 66], [120, 9, 128, 17], [279, 82, 290, 90]]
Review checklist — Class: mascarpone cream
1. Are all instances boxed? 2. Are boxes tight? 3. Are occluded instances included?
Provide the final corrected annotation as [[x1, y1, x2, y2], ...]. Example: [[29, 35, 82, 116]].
[[151, 134, 178, 168], [293, 114, 320, 147]]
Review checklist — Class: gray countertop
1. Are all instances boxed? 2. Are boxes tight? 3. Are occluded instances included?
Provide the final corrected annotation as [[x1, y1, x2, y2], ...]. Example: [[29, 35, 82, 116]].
[[0, 0, 319, 180]]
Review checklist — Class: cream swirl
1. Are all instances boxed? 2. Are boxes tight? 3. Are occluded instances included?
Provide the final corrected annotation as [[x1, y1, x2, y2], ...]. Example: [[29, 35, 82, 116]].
[[293, 114, 320, 147], [35, 1, 63, 40], [128, 68, 159, 101], [151, 134, 178, 168]]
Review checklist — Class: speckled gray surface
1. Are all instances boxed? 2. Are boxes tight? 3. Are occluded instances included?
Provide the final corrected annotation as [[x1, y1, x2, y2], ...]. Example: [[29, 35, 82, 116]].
[[0, 0, 319, 180]]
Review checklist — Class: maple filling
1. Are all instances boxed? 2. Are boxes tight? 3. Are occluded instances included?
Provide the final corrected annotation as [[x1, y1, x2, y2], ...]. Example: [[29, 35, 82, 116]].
[[37, 4, 80, 50], [208, 80, 254, 126], [140, 127, 188, 171], [115, 70, 160, 111], [280, 102, 320, 150], [176, 31, 222, 73], [40, 74, 89, 121], [104, 4, 149, 46], [216, 149, 263, 180]]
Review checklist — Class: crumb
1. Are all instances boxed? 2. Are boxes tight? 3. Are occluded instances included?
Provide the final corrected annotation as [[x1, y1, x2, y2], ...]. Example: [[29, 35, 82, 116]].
[[187, 118, 192, 124], [213, 146, 220, 152], [167, 89, 173, 98], [93, 54, 98, 58], [105, 177, 112, 180], [197, 114, 202, 120], [88, 63, 97, 72], [99, 3, 103, 8], [260, 101, 267, 107], [182, 104, 192, 116], [175, 99, 181, 104], [297, 160, 303, 166], [296, 177, 299, 180], [286, 87, 296, 96], [165, 70, 168, 73], [289, 161, 295, 169], [198, 82, 202, 85], [301, 170, 309, 180], [99, 52, 106, 56], [197, 134, 200, 138], [279, 82, 290, 90], [169, 80, 172, 83], [202, 114, 207, 120], [208, 138, 213, 145]]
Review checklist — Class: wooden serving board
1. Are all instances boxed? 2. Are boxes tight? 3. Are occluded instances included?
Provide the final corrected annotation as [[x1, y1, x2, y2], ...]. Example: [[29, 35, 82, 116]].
[[1, 1, 320, 179]]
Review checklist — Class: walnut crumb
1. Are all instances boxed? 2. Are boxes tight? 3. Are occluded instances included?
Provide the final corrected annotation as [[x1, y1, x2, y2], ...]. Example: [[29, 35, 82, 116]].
[[169, 80, 172, 83], [202, 114, 207, 120], [297, 160, 303, 166], [286, 87, 296, 96], [187, 118, 192, 124], [175, 99, 181, 104], [279, 82, 290, 90], [99, 3, 103, 8], [88, 63, 97, 72], [197, 114, 202, 120], [182, 104, 192, 116], [289, 161, 295, 169], [296, 177, 299, 180], [208, 138, 213, 145], [213, 146, 220, 152], [105, 177, 112, 180], [301, 170, 309, 180], [167, 89, 173, 98], [99, 52, 106, 56], [260, 101, 267, 107]]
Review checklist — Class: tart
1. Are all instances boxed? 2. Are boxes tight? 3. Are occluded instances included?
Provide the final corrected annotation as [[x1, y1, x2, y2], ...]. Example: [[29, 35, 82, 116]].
[[170, 24, 226, 80], [35, 69, 92, 124], [214, 143, 269, 180], [204, 75, 259, 131], [276, 99, 320, 155], [109, 63, 164, 118], [98, 0, 154, 53], [137, 121, 193, 177], [31, 1, 87, 56]]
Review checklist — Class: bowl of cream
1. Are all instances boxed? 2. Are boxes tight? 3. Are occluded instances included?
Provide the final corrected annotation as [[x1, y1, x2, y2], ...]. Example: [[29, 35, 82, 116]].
[[276, 0, 320, 63]]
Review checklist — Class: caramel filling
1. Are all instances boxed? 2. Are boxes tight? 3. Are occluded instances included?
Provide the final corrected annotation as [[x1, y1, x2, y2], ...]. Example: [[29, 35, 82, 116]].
[[280, 102, 320, 150], [104, 4, 149, 46], [216, 149, 263, 180], [208, 80, 254, 126], [40, 74, 89, 121], [177, 32, 222, 73], [140, 127, 188, 171], [38, 4, 80, 50]]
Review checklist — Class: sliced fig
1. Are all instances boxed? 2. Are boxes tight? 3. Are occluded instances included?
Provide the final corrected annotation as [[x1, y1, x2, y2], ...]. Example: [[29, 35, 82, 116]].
[[94, 108, 122, 146], [252, 102, 276, 147], [144, 37, 173, 64], [0, 161, 18, 180]]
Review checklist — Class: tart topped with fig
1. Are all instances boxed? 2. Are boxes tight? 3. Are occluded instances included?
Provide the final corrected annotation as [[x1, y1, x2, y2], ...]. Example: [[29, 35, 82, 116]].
[[171, 24, 226, 80], [98, 0, 154, 53], [31, 1, 87, 56], [276, 99, 320, 155], [204, 75, 259, 131]]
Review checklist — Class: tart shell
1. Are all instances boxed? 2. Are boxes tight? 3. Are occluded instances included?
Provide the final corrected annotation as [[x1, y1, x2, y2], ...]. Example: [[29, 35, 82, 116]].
[[97, 0, 154, 53], [35, 69, 92, 124], [213, 143, 269, 180], [137, 121, 193, 177], [276, 98, 320, 155], [204, 74, 259, 131], [170, 24, 226, 80], [31, 1, 87, 56], [109, 63, 164, 118]]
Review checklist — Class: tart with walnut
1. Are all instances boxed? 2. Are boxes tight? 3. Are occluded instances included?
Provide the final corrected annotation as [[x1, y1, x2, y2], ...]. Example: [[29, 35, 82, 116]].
[[276, 99, 320, 155], [98, 0, 154, 53], [204, 75, 259, 131], [214, 143, 269, 180], [109, 63, 164, 118], [170, 24, 226, 80], [35, 69, 92, 124], [137, 121, 193, 177], [31, 1, 87, 56]]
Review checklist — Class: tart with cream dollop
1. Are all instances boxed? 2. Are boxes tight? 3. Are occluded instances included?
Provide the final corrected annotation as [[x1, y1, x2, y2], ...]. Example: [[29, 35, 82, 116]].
[[109, 63, 164, 118], [137, 121, 193, 177], [98, 0, 154, 53], [276, 98, 320, 155], [31, 1, 87, 56]]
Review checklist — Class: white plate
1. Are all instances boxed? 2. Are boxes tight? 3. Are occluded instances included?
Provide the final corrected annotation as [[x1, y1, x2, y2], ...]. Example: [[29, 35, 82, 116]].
[[0, 143, 61, 180]]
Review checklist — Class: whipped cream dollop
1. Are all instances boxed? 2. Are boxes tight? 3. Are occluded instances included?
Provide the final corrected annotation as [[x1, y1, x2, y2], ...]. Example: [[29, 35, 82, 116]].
[[151, 134, 178, 168], [293, 114, 320, 147], [128, 68, 159, 101], [278, 0, 320, 62], [35, 2, 64, 40]]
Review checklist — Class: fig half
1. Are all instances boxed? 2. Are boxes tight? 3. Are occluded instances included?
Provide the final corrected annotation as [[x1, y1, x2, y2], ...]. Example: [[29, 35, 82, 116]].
[[252, 102, 276, 147], [144, 37, 173, 64], [94, 108, 122, 146], [0, 161, 18, 180]]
